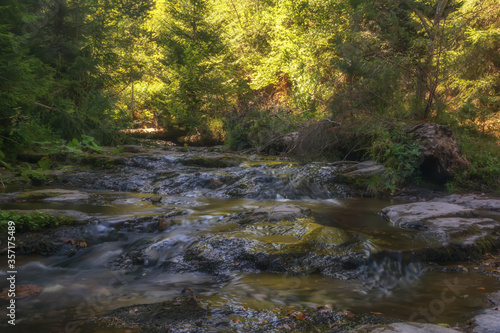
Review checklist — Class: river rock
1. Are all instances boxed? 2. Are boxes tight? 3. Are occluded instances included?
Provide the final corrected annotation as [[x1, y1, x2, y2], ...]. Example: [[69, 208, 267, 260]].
[[354, 322, 461, 333], [14, 209, 90, 222], [123, 145, 144, 153], [95, 295, 397, 333], [181, 156, 241, 168], [239, 204, 312, 224], [418, 217, 499, 245], [381, 202, 475, 229], [5, 189, 90, 202], [432, 194, 500, 211], [469, 309, 500, 333], [380, 201, 500, 261], [488, 292, 500, 306], [161, 218, 361, 278], [406, 123, 470, 183], [158, 218, 172, 231], [41, 190, 90, 202]]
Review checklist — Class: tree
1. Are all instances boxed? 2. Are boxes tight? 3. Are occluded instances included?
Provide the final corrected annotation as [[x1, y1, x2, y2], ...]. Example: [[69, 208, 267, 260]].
[[158, 0, 237, 129]]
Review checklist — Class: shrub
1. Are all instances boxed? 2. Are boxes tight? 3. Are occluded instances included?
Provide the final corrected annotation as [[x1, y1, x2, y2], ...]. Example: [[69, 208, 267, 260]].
[[368, 127, 422, 193]]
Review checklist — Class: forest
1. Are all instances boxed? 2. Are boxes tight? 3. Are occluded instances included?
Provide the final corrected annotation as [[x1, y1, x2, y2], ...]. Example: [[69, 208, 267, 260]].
[[1, 0, 499, 193]]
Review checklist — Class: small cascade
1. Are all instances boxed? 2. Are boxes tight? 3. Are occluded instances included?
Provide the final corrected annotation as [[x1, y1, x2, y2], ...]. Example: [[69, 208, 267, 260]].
[[68, 151, 353, 199], [359, 250, 424, 295]]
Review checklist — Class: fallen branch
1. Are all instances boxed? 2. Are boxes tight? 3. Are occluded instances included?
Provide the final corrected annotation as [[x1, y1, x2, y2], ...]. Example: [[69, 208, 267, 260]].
[[35, 102, 56, 111]]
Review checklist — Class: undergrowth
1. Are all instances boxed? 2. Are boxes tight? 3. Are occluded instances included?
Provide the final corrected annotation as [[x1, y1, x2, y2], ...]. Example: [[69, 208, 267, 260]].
[[367, 127, 422, 194], [447, 131, 500, 193]]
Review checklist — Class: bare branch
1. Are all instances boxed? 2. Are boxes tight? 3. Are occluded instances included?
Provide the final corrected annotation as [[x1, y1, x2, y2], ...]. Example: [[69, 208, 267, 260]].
[[34, 102, 56, 111]]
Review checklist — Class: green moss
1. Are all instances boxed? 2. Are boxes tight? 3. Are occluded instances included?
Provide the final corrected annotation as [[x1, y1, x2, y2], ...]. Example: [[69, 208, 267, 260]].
[[230, 218, 350, 255], [0, 210, 81, 233], [77, 154, 126, 169], [17, 192, 62, 200]]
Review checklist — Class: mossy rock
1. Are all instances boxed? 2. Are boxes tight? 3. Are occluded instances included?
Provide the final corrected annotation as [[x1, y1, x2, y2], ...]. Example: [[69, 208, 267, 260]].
[[16, 189, 90, 202], [161, 218, 361, 277], [17, 192, 62, 200], [230, 219, 351, 254], [0, 209, 87, 234], [95, 297, 206, 331], [67, 153, 127, 169], [181, 156, 242, 168], [94, 295, 398, 333]]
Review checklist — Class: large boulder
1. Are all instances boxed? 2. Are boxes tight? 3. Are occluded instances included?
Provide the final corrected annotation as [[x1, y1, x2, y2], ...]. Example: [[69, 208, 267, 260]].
[[406, 123, 470, 184], [380, 200, 500, 261], [141, 205, 363, 278]]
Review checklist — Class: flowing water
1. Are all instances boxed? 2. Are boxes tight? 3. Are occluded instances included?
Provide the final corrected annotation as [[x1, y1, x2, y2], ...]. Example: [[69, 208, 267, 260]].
[[0, 150, 499, 332]]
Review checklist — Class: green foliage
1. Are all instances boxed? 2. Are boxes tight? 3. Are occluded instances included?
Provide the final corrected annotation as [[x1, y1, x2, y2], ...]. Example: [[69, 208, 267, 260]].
[[369, 127, 422, 193], [447, 132, 500, 193], [19, 163, 47, 186], [225, 123, 250, 150], [224, 108, 297, 151], [81, 135, 103, 153], [0, 210, 77, 233], [111, 146, 125, 154], [156, 0, 241, 131], [0, 0, 498, 194]]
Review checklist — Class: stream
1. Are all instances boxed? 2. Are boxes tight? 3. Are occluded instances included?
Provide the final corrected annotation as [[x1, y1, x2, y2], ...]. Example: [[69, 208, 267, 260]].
[[1, 147, 499, 332]]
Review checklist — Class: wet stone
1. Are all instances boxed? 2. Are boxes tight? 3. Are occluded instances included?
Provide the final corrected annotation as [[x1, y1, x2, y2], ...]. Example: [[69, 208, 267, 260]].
[[94, 295, 399, 333], [488, 292, 500, 306], [470, 309, 500, 333], [5, 189, 91, 202], [380, 201, 500, 262], [432, 194, 500, 211], [14, 209, 90, 222], [154, 218, 362, 278], [123, 145, 144, 153], [381, 202, 475, 229], [354, 322, 461, 333], [238, 204, 312, 224]]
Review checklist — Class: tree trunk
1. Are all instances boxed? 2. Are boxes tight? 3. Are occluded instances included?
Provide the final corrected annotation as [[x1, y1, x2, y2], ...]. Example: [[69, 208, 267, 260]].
[[131, 80, 135, 120]]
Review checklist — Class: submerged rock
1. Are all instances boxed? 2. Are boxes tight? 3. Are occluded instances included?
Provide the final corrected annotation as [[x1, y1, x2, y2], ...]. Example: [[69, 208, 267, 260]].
[[354, 322, 461, 332], [238, 204, 312, 224], [94, 294, 398, 333]]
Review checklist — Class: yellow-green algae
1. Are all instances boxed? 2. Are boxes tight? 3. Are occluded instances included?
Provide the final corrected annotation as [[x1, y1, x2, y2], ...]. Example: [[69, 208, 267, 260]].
[[222, 218, 351, 255]]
